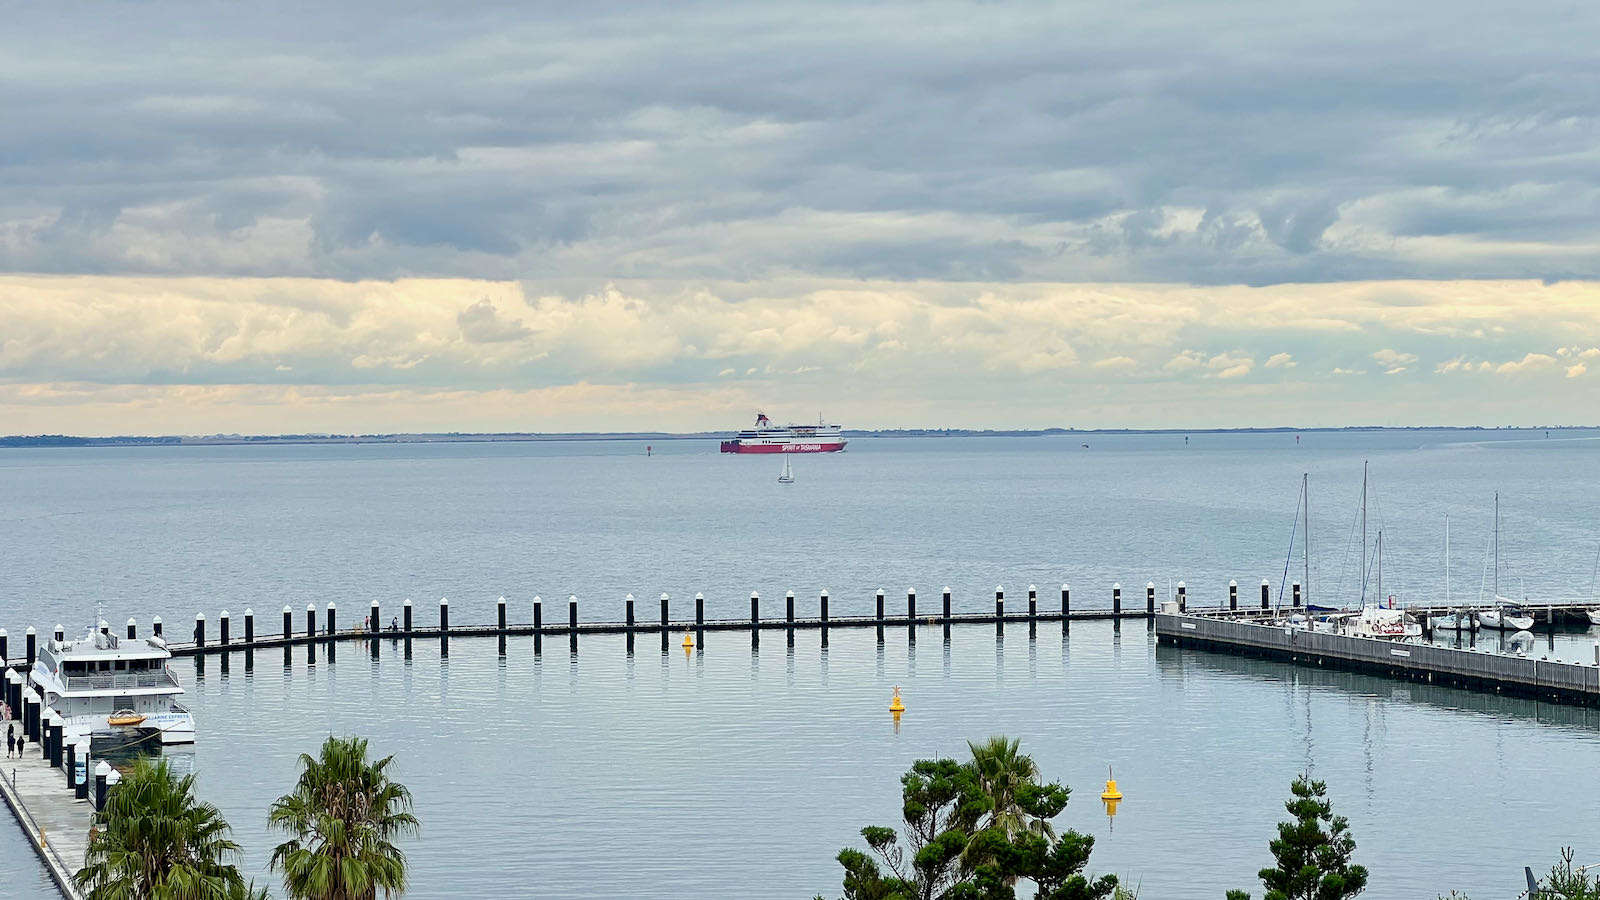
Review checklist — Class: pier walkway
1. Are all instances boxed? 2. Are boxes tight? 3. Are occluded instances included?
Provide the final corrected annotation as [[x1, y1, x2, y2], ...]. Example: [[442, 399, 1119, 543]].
[[1157, 611, 1600, 706], [0, 739, 89, 900]]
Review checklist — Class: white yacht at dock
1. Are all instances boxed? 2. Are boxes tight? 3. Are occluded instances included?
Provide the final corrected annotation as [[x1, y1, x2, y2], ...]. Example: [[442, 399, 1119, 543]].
[[29, 622, 196, 748]]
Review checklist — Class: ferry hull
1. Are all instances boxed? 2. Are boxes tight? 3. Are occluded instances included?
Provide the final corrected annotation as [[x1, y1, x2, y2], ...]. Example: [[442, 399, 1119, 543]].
[[720, 441, 846, 453]]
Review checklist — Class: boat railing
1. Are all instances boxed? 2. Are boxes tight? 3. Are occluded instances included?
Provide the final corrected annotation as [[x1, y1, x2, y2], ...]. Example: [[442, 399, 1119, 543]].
[[60, 669, 180, 692]]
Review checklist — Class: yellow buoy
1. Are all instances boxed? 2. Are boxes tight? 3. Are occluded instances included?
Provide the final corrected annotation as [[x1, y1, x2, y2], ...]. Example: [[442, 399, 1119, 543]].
[[1100, 766, 1123, 801], [682, 630, 694, 649], [889, 685, 905, 713]]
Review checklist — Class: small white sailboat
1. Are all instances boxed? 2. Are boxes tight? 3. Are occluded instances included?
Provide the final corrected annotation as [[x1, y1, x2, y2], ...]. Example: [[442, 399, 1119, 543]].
[[1474, 493, 1536, 631], [777, 457, 795, 484]]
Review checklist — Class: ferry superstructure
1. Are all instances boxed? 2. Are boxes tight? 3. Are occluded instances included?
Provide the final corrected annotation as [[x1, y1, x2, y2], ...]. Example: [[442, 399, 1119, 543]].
[[719, 413, 847, 453], [29, 624, 196, 748]]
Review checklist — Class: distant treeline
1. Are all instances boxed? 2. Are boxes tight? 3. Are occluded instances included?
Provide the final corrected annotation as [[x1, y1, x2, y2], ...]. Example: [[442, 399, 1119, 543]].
[[0, 435, 183, 447]]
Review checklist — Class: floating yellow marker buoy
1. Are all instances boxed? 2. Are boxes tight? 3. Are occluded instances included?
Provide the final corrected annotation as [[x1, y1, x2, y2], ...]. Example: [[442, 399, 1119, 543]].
[[889, 685, 905, 714], [682, 630, 694, 649], [1100, 766, 1123, 801]]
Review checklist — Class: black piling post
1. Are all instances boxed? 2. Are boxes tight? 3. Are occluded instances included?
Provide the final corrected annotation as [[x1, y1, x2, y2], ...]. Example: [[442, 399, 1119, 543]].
[[194, 613, 206, 649], [371, 600, 381, 635], [326, 602, 337, 637], [533, 596, 544, 652], [0, 629, 6, 666], [659, 593, 669, 652], [751, 592, 760, 628], [1147, 582, 1155, 616], [1229, 580, 1238, 612], [125, 619, 136, 641], [64, 740, 76, 791], [95, 762, 109, 810], [282, 606, 292, 639], [244, 610, 254, 644], [307, 603, 317, 638], [820, 589, 830, 649], [1061, 584, 1070, 619], [942, 587, 952, 622], [49, 714, 62, 767], [786, 591, 795, 626], [439, 598, 449, 632], [1292, 581, 1301, 608], [219, 610, 230, 646], [995, 586, 1004, 619], [152, 617, 163, 638], [73, 742, 88, 799], [626, 594, 636, 632], [497, 596, 508, 632], [695, 593, 705, 634], [1113, 583, 1122, 616], [568, 595, 578, 654], [1177, 582, 1187, 613], [1028, 585, 1037, 620], [1261, 579, 1270, 610], [403, 600, 413, 633], [876, 589, 885, 624]]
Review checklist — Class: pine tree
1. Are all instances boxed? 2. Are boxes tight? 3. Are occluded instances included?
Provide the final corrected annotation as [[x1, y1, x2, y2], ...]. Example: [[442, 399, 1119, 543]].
[[1229, 776, 1367, 900]]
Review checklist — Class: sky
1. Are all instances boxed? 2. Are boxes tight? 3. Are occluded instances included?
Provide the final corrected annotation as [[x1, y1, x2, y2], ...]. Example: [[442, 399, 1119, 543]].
[[2, 0, 1598, 434]]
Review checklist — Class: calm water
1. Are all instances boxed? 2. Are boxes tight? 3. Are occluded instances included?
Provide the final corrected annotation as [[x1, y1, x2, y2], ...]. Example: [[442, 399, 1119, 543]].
[[3, 431, 1600, 898]]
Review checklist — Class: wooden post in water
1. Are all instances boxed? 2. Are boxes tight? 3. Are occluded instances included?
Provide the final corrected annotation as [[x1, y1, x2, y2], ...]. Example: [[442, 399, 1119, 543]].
[[1113, 583, 1122, 616], [1229, 580, 1238, 611]]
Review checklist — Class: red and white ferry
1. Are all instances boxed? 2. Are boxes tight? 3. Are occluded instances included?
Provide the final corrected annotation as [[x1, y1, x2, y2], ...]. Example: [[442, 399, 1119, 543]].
[[719, 414, 847, 453]]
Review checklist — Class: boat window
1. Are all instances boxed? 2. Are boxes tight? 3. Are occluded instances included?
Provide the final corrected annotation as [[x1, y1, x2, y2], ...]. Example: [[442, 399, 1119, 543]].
[[62, 661, 88, 675], [114, 660, 127, 671]]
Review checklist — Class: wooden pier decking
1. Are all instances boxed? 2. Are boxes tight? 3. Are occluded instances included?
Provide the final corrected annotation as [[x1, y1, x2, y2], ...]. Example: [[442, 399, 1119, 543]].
[[0, 739, 90, 900]]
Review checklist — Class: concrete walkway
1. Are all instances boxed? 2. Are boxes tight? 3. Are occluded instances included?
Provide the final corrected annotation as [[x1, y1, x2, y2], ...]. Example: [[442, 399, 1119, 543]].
[[0, 740, 90, 900]]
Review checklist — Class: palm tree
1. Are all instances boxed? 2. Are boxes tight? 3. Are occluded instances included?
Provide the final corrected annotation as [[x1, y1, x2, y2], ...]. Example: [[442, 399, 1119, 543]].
[[268, 736, 419, 900], [74, 757, 254, 900], [965, 735, 1056, 841]]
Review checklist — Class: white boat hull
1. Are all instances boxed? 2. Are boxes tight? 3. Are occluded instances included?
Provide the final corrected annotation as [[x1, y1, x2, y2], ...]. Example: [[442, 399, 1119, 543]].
[[1588, 610, 1600, 626], [1477, 610, 1535, 631]]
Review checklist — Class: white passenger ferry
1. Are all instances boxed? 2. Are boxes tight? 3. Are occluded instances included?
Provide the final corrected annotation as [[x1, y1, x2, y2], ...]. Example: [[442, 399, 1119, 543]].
[[29, 623, 196, 748]]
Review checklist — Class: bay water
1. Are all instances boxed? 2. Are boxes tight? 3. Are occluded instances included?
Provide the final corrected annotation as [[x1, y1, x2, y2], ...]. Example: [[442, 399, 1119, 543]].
[[3, 431, 1599, 898]]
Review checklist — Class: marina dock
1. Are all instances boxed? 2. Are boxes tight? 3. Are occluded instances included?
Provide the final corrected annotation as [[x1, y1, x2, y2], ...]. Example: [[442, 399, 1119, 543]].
[[1156, 610, 1600, 705], [0, 740, 90, 900]]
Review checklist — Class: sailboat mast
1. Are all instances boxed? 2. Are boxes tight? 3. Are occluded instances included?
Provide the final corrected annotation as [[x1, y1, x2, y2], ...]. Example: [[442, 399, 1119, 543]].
[[1445, 514, 1451, 606], [1493, 491, 1499, 598], [1361, 461, 1368, 606], [1303, 473, 1310, 607], [1377, 530, 1383, 605]]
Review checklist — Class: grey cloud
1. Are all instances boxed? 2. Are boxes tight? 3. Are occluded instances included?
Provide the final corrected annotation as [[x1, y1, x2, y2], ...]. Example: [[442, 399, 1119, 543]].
[[457, 299, 533, 343], [1, 1, 1598, 283]]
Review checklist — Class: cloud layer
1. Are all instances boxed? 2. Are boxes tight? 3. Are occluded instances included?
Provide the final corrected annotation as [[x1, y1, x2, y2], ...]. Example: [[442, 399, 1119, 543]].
[[2, 1, 1599, 284], [3, 275, 1599, 434]]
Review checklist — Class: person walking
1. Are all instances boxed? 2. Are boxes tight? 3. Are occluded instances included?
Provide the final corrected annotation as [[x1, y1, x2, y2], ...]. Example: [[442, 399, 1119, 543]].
[[5, 724, 13, 759], [14, 732, 23, 759]]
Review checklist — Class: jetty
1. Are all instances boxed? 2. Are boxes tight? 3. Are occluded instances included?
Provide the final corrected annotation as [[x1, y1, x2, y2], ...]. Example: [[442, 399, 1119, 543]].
[[1156, 608, 1600, 705]]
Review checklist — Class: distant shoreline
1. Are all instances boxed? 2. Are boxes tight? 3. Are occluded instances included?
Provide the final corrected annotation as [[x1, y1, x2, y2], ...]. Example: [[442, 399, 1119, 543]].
[[1, 425, 1592, 449]]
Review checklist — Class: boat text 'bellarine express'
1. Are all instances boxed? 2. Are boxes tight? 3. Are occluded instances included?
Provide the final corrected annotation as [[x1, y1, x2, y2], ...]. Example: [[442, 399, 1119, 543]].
[[719, 414, 847, 453]]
